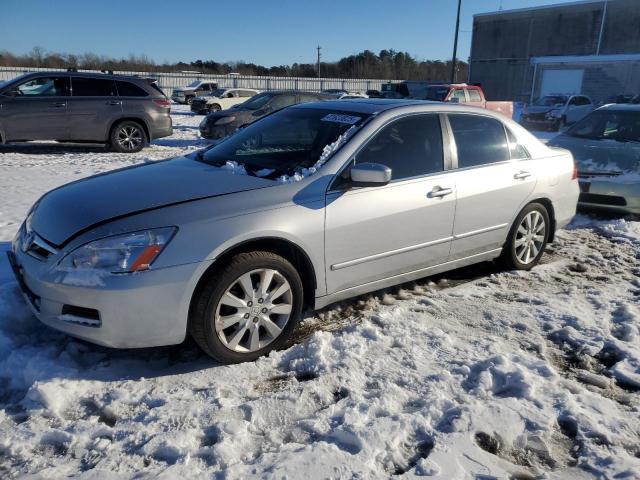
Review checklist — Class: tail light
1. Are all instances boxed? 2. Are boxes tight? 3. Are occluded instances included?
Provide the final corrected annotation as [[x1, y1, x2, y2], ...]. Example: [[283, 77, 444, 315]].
[[571, 162, 578, 180], [153, 98, 171, 107]]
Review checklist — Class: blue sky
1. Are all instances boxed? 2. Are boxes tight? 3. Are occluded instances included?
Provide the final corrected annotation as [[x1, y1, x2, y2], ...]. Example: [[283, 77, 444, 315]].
[[1, 0, 574, 66]]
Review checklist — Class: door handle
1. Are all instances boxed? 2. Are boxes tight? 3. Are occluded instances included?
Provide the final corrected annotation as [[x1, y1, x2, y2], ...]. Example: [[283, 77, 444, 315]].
[[428, 186, 453, 198], [50, 102, 66, 108], [105, 100, 122, 106], [514, 171, 531, 180]]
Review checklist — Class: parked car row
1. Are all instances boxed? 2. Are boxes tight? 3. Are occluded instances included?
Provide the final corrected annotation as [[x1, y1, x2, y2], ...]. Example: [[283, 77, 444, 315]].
[[190, 88, 260, 114], [0, 71, 172, 152], [199, 90, 333, 139]]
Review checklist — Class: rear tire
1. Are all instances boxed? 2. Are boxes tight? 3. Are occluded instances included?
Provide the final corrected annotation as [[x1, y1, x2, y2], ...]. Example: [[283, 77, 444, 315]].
[[209, 103, 221, 112], [186, 96, 194, 105], [189, 251, 303, 364], [109, 120, 147, 153], [500, 203, 550, 271]]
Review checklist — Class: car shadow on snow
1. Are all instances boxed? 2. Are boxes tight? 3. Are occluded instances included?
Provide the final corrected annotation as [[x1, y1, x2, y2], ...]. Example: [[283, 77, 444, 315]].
[[0, 143, 109, 155]]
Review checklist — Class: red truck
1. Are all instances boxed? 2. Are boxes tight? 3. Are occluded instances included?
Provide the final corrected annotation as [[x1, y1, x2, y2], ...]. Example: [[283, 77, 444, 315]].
[[381, 82, 514, 119]]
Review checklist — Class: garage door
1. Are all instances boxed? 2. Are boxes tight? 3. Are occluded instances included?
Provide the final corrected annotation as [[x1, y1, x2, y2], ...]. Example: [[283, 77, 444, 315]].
[[540, 69, 584, 96]]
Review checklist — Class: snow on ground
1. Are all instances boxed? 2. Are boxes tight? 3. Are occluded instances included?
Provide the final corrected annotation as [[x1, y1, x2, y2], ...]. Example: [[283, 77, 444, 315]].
[[1, 106, 639, 479]]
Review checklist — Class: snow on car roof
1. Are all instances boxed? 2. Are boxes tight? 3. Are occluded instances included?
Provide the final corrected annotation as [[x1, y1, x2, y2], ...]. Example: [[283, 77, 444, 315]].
[[597, 103, 640, 112]]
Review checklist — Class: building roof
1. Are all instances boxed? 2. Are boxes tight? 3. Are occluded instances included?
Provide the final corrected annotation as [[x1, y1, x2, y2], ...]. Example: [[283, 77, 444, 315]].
[[474, 0, 606, 19]]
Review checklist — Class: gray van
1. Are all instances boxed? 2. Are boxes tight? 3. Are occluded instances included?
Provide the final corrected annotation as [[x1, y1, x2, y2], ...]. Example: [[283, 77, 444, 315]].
[[0, 71, 173, 152]]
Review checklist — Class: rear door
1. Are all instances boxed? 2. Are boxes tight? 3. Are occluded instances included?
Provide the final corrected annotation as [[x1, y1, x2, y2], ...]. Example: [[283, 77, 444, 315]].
[[68, 76, 120, 141], [1, 76, 70, 141], [446, 113, 537, 260], [116, 80, 151, 127], [324, 114, 456, 294]]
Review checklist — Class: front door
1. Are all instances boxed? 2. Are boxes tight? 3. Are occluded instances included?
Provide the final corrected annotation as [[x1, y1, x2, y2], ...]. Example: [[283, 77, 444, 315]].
[[1, 76, 70, 141], [324, 114, 456, 294], [446, 113, 537, 260]]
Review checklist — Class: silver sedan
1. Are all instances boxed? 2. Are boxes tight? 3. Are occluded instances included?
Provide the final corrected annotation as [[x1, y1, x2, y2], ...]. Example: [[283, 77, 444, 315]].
[[9, 100, 579, 363]]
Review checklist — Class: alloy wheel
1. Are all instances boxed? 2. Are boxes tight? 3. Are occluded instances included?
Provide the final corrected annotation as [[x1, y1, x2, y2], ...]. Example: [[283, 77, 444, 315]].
[[514, 210, 546, 265], [214, 268, 293, 353], [116, 125, 143, 152]]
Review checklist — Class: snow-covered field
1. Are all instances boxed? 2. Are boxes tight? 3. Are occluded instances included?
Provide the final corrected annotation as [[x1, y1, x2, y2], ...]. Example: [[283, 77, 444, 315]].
[[1, 106, 639, 479]]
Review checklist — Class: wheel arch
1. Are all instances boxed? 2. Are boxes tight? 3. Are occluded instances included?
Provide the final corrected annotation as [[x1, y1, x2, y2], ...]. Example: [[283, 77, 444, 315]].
[[107, 117, 151, 143], [188, 236, 318, 320], [527, 197, 557, 242]]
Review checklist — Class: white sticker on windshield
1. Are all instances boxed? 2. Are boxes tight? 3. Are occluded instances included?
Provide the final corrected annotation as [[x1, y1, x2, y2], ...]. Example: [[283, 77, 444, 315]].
[[321, 114, 361, 125]]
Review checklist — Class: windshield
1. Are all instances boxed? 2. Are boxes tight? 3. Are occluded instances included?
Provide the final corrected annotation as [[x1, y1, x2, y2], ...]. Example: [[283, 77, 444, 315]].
[[567, 110, 640, 142], [186, 80, 201, 88], [199, 108, 370, 179], [534, 95, 567, 107], [236, 92, 272, 110], [208, 88, 227, 97]]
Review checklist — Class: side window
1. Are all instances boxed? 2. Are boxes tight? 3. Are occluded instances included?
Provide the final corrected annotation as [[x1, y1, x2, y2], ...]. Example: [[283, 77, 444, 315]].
[[449, 114, 510, 168], [71, 77, 117, 97], [569, 97, 579, 106], [451, 89, 466, 102], [467, 89, 482, 102], [15, 77, 70, 96], [269, 94, 297, 110], [355, 114, 444, 181], [577, 96, 591, 106], [115, 81, 149, 97], [506, 127, 530, 160], [239, 90, 255, 97], [200, 84, 210, 92]]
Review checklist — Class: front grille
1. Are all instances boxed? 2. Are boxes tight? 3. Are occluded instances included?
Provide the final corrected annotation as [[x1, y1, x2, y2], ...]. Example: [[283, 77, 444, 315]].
[[579, 193, 627, 206], [524, 112, 548, 121], [7, 251, 41, 312], [17, 225, 58, 261]]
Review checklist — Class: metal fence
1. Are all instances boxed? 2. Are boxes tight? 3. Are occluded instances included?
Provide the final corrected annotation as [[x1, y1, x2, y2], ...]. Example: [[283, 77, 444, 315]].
[[0, 66, 402, 96]]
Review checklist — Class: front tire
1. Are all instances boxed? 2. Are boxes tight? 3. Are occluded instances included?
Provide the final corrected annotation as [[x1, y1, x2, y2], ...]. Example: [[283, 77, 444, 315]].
[[189, 251, 304, 363], [185, 96, 194, 105], [209, 103, 221, 113], [500, 203, 550, 271], [110, 120, 147, 153]]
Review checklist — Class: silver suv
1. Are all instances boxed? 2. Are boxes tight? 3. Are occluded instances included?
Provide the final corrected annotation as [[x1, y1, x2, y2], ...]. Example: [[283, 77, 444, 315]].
[[0, 71, 173, 152]]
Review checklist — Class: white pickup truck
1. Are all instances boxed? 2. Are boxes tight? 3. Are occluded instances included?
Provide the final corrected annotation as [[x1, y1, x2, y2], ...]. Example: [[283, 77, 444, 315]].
[[190, 88, 260, 114]]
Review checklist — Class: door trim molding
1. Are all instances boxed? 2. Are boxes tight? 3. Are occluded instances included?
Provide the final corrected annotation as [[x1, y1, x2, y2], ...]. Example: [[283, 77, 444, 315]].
[[330, 235, 453, 271], [454, 223, 509, 240]]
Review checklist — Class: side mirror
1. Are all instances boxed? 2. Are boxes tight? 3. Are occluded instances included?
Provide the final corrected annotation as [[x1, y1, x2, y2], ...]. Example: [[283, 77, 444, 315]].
[[350, 163, 391, 186], [1, 88, 19, 97]]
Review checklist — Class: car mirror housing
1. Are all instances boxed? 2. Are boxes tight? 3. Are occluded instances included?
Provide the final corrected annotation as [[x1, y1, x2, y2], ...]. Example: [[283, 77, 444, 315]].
[[350, 163, 392, 186]]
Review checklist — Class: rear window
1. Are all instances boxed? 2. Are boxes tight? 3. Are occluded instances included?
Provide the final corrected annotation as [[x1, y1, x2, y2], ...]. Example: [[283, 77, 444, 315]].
[[148, 82, 167, 97], [71, 77, 117, 97], [116, 81, 149, 97]]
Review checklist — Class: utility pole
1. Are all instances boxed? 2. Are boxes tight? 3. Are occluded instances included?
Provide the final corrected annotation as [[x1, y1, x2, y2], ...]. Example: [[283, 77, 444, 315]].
[[450, 0, 462, 83], [316, 45, 321, 78]]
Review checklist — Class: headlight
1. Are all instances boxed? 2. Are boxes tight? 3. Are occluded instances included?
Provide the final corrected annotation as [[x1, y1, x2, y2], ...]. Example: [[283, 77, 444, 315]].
[[215, 116, 236, 126], [58, 227, 176, 274], [546, 109, 561, 119]]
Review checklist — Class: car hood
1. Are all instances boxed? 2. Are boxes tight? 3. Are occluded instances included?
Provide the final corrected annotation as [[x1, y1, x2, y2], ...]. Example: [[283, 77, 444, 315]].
[[205, 108, 255, 124], [548, 134, 640, 174], [523, 105, 558, 114], [30, 156, 274, 246]]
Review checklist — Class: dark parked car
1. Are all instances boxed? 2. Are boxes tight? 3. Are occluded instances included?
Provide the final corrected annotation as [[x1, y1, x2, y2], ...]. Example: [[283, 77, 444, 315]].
[[199, 90, 332, 140], [0, 71, 172, 152]]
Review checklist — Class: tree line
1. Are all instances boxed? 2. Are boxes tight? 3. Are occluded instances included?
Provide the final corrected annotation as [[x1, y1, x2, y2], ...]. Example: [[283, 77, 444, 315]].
[[0, 47, 468, 81]]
